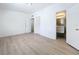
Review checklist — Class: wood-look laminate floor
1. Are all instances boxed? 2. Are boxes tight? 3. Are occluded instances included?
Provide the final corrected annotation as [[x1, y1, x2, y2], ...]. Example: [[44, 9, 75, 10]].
[[0, 33, 79, 55]]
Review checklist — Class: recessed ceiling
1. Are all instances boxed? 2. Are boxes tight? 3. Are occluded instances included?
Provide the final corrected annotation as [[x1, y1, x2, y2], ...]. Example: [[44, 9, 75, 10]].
[[0, 3, 53, 13]]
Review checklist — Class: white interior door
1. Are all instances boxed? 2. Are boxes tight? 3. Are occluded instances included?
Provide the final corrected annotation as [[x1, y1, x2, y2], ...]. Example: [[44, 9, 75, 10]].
[[34, 16, 40, 34], [67, 4, 79, 50]]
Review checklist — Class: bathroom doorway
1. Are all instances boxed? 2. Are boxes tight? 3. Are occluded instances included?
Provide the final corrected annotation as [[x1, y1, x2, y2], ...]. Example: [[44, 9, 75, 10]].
[[56, 10, 66, 40]]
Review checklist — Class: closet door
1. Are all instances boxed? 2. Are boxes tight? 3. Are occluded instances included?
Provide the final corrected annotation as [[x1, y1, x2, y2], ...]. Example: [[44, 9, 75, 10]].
[[67, 4, 79, 50]]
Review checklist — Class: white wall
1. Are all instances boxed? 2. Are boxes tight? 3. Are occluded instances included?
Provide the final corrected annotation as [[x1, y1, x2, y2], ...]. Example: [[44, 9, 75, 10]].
[[0, 9, 31, 37], [33, 3, 75, 39]]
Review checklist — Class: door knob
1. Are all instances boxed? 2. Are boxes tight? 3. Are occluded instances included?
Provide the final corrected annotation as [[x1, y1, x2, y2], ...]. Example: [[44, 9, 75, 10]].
[[75, 29, 79, 31]]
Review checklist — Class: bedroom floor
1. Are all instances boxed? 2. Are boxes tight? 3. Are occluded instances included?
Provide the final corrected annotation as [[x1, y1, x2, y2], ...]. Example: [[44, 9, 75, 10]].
[[0, 33, 79, 55]]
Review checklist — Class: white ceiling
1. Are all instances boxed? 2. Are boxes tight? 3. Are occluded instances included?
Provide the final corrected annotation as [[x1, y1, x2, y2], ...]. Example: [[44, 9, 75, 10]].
[[0, 3, 52, 13]]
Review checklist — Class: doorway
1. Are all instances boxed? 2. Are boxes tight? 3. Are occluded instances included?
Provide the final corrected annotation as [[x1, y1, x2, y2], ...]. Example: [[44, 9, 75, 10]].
[[31, 16, 34, 33], [56, 10, 66, 40]]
